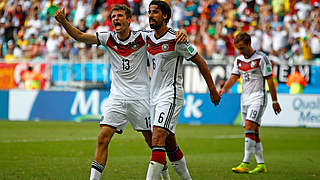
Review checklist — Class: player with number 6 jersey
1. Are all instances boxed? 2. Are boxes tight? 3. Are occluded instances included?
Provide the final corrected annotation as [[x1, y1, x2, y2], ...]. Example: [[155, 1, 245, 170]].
[[145, 1, 221, 180], [146, 28, 197, 132]]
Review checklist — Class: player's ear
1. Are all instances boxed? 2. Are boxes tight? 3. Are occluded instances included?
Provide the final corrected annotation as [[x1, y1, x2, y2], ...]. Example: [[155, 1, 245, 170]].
[[163, 13, 168, 22]]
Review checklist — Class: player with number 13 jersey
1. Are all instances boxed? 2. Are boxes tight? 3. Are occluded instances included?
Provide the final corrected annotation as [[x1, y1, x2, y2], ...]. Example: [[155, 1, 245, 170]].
[[97, 30, 150, 100]]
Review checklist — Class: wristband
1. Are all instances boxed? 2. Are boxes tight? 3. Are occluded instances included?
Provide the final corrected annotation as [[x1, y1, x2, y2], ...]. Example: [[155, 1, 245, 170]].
[[272, 101, 278, 104]]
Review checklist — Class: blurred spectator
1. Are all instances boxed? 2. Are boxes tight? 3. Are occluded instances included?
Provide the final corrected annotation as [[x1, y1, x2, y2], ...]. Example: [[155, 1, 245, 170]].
[[261, 24, 273, 55], [14, 3, 26, 27], [249, 22, 263, 50], [225, 30, 235, 56], [22, 65, 44, 90], [295, 0, 312, 21], [133, 0, 142, 16], [172, 0, 185, 29], [185, 0, 200, 22], [4, 40, 17, 62], [310, 23, 320, 59], [26, 13, 41, 38], [3, 13, 19, 43], [301, 36, 313, 60], [272, 0, 285, 16], [16, 28, 28, 51], [73, 0, 91, 27], [272, 25, 288, 56], [286, 66, 307, 94], [45, 31, 60, 60]]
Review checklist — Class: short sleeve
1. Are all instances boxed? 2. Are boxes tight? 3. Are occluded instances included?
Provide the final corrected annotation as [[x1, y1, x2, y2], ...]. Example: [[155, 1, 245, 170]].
[[259, 53, 272, 77], [96, 31, 111, 47], [176, 41, 198, 61], [231, 59, 240, 76]]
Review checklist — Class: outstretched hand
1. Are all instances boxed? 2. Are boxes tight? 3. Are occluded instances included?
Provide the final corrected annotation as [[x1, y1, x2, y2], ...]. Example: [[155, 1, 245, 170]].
[[273, 102, 281, 115], [54, 8, 66, 23], [219, 89, 225, 96], [175, 29, 188, 44], [210, 91, 221, 106]]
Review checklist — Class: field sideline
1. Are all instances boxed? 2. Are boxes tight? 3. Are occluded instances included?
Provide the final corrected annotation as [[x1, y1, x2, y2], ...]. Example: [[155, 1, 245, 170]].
[[0, 121, 319, 180]]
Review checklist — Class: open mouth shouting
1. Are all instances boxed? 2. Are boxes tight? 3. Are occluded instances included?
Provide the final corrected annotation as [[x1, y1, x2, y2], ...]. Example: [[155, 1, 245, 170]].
[[114, 22, 122, 30], [149, 18, 156, 25]]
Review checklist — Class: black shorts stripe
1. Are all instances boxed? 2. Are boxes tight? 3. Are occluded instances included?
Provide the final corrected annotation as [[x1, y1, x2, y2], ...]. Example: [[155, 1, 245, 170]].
[[164, 103, 176, 129], [164, 103, 173, 129]]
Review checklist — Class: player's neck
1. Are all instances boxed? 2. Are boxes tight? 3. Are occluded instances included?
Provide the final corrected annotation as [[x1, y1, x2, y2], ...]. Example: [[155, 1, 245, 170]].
[[117, 29, 131, 41], [244, 48, 255, 59], [154, 25, 168, 39]]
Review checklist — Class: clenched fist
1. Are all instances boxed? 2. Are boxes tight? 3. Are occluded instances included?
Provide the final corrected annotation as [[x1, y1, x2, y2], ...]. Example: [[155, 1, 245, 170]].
[[54, 8, 66, 24]]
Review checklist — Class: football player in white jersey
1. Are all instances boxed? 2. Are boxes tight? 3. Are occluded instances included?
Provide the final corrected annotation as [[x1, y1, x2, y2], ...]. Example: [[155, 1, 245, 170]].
[[145, 1, 221, 180], [54, 5, 187, 180], [219, 32, 281, 174]]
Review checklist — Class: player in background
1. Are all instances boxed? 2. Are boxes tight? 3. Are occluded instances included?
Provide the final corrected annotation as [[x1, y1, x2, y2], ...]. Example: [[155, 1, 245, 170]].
[[145, 1, 221, 180], [54, 5, 187, 180], [219, 32, 281, 174]]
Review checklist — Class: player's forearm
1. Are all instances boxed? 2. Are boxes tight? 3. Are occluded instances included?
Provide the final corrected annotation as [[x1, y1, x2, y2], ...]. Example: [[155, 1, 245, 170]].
[[59, 18, 96, 44], [222, 75, 238, 92], [267, 77, 278, 102], [193, 56, 218, 94]]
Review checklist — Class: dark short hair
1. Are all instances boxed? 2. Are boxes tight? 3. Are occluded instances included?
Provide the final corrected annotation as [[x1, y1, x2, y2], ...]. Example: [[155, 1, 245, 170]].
[[149, 0, 171, 24], [234, 32, 251, 44], [110, 5, 132, 19]]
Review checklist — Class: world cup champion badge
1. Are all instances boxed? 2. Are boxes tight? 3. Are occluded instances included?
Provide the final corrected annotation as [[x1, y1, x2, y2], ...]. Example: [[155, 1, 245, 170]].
[[162, 44, 169, 51]]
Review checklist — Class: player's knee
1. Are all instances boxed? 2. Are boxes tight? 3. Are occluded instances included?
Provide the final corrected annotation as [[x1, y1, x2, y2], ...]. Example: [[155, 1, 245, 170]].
[[97, 127, 115, 147], [165, 134, 177, 151], [152, 127, 168, 146], [97, 133, 112, 147], [245, 120, 258, 130]]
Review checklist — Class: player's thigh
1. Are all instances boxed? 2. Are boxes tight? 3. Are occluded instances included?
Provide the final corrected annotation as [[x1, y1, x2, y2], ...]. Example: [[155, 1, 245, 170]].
[[244, 104, 266, 126], [127, 99, 151, 131], [151, 100, 183, 134], [101, 99, 128, 133]]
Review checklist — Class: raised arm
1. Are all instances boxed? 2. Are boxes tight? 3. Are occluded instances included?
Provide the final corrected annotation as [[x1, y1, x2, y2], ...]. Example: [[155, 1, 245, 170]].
[[54, 8, 98, 44], [191, 54, 221, 106], [219, 74, 239, 96]]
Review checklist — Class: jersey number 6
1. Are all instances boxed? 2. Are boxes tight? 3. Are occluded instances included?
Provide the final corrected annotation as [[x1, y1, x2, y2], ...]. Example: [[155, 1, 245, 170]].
[[158, 112, 165, 123]]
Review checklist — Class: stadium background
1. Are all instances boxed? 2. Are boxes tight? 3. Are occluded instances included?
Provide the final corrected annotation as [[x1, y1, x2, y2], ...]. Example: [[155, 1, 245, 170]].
[[0, 0, 320, 179]]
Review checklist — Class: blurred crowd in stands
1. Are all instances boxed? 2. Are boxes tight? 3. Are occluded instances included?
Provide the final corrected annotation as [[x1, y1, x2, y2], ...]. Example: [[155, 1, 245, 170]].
[[1, 0, 320, 64]]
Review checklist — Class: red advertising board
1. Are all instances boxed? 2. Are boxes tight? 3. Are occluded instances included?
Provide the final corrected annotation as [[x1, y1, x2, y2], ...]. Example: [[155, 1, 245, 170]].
[[0, 62, 51, 89], [0, 63, 16, 89]]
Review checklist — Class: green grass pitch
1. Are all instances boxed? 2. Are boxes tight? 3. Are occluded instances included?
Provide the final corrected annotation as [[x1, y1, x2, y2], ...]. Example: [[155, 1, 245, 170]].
[[0, 121, 319, 180]]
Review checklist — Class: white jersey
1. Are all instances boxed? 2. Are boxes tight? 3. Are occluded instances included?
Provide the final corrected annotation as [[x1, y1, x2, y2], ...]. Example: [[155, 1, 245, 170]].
[[96, 30, 149, 100], [231, 51, 272, 105], [146, 28, 197, 105]]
